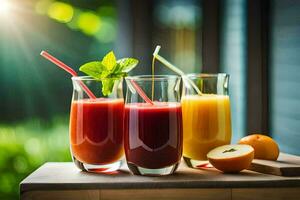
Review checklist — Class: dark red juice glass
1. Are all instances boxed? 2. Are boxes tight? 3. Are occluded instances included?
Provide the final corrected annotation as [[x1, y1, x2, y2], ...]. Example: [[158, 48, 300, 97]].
[[125, 75, 182, 176], [70, 77, 124, 173]]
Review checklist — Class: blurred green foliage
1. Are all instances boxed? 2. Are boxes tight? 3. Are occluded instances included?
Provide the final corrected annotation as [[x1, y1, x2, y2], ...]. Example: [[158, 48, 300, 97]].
[[0, 118, 71, 200], [0, 1, 118, 199]]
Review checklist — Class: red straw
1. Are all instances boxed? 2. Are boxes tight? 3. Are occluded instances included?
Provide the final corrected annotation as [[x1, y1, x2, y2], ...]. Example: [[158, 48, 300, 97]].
[[40, 51, 96, 99], [130, 80, 154, 105]]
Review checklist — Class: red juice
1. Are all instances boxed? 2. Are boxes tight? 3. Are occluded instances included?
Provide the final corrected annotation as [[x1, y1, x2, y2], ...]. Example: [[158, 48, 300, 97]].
[[70, 98, 124, 165], [124, 102, 183, 169]]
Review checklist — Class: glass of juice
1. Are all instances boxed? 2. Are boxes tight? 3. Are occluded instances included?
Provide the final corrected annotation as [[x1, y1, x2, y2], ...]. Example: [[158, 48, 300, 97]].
[[124, 75, 182, 176], [70, 76, 124, 173], [181, 73, 232, 168]]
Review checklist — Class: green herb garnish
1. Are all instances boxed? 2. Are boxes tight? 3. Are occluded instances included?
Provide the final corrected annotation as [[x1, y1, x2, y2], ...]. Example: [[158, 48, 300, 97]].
[[79, 51, 138, 96], [222, 148, 237, 153]]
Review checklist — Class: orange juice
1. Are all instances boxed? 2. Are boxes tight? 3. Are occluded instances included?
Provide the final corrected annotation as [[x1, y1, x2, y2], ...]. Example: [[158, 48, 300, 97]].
[[182, 94, 232, 161]]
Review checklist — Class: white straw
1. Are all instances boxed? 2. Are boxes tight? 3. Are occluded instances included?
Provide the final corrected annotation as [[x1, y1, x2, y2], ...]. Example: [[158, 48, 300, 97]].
[[153, 46, 202, 95]]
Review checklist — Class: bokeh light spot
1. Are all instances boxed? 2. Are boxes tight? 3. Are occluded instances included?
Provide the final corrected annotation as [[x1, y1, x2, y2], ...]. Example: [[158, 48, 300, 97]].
[[77, 12, 101, 35], [25, 138, 41, 155], [13, 156, 28, 173], [0, 0, 11, 15], [66, 8, 81, 30], [35, 0, 53, 15], [47, 2, 74, 23], [95, 19, 116, 43]]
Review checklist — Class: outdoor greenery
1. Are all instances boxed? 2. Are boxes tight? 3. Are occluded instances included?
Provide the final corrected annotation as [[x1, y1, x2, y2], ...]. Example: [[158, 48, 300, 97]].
[[0, 118, 71, 200], [0, 1, 118, 199]]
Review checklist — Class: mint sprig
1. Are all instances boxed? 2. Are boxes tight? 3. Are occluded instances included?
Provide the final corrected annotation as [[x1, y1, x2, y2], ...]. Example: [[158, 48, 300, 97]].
[[79, 51, 138, 96]]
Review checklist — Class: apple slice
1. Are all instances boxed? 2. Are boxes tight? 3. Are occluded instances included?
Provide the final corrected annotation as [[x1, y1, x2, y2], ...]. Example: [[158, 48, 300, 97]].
[[207, 144, 254, 173]]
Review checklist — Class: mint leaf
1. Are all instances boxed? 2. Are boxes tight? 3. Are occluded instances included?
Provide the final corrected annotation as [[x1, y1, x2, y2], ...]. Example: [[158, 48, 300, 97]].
[[102, 51, 116, 71], [111, 63, 122, 73], [222, 148, 237, 153], [117, 58, 139, 72], [79, 61, 105, 79], [79, 51, 139, 96], [100, 70, 112, 79], [102, 79, 115, 96]]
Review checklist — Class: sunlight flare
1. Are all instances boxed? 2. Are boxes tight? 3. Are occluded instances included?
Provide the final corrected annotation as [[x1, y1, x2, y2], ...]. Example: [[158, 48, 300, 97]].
[[0, 0, 11, 15]]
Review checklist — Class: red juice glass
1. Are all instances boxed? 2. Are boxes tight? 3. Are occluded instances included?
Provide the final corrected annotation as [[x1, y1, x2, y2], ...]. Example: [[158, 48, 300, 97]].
[[70, 76, 124, 172], [124, 75, 182, 176]]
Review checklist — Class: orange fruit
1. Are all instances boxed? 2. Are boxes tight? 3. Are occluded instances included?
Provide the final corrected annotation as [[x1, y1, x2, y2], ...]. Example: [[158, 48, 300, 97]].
[[207, 144, 254, 173], [238, 134, 279, 160]]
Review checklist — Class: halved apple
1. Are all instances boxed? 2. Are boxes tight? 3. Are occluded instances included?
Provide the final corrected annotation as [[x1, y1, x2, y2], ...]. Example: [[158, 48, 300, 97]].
[[207, 144, 254, 173]]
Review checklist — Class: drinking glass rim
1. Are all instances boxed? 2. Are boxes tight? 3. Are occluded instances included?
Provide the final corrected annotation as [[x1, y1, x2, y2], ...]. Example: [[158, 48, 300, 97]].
[[187, 73, 229, 78], [125, 75, 180, 81], [71, 76, 123, 81]]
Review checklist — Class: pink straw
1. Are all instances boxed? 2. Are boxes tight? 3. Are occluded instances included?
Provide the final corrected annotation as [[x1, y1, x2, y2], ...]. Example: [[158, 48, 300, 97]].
[[130, 80, 154, 105], [40, 51, 96, 99], [41, 51, 153, 104]]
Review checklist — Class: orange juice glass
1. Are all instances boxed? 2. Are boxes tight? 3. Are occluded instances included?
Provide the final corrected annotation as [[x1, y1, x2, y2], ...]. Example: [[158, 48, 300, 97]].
[[182, 73, 232, 168]]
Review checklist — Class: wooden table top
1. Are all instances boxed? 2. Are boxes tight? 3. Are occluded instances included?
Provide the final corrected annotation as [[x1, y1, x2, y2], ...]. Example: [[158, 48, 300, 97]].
[[20, 161, 300, 193]]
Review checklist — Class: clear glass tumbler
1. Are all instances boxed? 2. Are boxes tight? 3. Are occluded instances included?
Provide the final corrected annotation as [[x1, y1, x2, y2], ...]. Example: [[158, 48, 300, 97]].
[[124, 75, 182, 176], [181, 73, 232, 168], [70, 76, 124, 173]]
